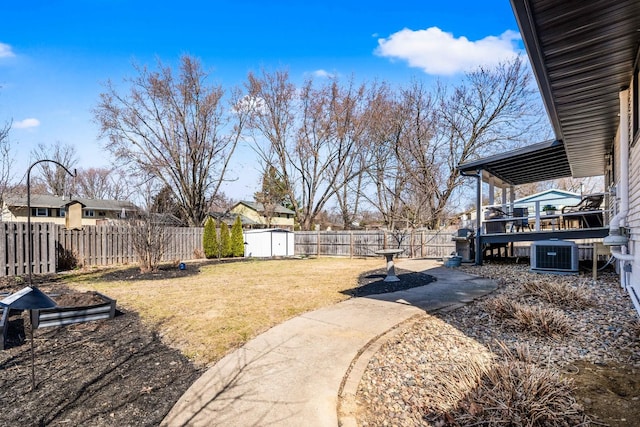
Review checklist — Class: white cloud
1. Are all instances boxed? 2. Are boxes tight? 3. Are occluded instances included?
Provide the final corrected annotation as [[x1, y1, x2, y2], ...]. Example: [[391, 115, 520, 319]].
[[312, 69, 334, 79], [13, 118, 40, 129], [0, 42, 15, 58], [376, 27, 522, 76]]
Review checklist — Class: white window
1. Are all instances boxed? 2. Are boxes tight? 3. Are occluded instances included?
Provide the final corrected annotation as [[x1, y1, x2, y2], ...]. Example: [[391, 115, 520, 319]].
[[84, 209, 95, 217], [33, 207, 49, 217], [59, 209, 66, 217]]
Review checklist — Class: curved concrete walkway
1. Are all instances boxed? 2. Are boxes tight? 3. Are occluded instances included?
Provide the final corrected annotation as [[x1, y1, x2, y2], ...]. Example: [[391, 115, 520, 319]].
[[162, 259, 497, 427]]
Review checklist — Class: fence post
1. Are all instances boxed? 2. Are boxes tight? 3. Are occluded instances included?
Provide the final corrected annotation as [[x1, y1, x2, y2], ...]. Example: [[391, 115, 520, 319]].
[[409, 229, 414, 258], [349, 231, 353, 259]]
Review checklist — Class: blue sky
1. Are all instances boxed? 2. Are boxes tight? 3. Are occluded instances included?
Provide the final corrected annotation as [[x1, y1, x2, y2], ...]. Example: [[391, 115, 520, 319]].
[[0, 0, 523, 200]]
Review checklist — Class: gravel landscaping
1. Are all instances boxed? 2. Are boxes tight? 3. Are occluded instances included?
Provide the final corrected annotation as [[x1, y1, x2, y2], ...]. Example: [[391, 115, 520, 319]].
[[356, 261, 640, 426]]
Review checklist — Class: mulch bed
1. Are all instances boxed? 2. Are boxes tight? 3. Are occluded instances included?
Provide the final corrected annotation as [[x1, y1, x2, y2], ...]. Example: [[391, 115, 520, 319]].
[[0, 266, 435, 426], [350, 267, 436, 297], [0, 281, 202, 427]]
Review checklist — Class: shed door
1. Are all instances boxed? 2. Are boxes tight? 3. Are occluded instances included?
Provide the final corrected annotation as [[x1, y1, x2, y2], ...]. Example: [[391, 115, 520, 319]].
[[272, 232, 288, 256]]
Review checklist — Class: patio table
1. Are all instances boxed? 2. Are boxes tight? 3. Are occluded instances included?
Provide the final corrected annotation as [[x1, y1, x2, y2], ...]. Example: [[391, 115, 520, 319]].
[[374, 249, 404, 282]]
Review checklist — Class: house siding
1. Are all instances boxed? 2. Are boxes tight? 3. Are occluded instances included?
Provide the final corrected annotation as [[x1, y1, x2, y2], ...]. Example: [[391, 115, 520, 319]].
[[621, 83, 640, 295], [628, 120, 640, 290], [232, 205, 263, 225], [230, 202, 295, 229]]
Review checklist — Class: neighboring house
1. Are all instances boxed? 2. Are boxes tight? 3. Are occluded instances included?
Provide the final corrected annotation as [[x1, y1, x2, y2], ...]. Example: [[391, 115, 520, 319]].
[[509, 1, 640, 313], [1, 194, 137, 228], [229, 201, 295, 230], [514, 190, 582, 215], [206, 211, 258, 228]]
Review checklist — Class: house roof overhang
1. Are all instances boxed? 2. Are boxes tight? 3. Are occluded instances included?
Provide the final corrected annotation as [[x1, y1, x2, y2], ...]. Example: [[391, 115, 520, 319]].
[[510, 0, 640, 178], [457, 139, 572, 186]]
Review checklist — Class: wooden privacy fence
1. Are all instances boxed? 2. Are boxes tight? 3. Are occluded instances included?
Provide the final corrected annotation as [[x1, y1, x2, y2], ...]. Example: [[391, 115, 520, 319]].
[[1, 222, 458, 278], [57, 225, 203, 268], [1, 222, 57, 277], [294, 229, 456, 259], [1, 222, 203, 277]]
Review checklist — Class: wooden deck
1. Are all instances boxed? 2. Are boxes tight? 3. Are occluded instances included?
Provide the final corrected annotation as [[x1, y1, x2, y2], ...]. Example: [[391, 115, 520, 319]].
[[480, 226, 610, 244]]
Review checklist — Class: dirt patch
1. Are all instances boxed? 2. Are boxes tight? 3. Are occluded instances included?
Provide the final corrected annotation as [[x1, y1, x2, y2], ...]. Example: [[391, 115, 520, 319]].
[[50, 291, 108, 307], [0, 281, 202, 426], [567, 360, 640, 426]]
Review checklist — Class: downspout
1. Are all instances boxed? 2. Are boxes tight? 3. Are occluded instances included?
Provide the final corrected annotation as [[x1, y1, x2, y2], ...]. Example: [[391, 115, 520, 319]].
[[604, 89, 634, 265], [460, 169, 483, 265]]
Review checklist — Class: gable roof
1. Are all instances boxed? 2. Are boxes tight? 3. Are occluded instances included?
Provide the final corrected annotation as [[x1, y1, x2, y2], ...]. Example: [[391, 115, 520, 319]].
[[514, 189, 581, 203], [207, 211, 257, 226], [511, 0, 640, 178], [235, 201, 295, 215]]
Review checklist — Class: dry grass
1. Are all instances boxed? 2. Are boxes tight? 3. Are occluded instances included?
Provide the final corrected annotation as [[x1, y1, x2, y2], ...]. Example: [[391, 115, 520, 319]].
[[522, 278, 594, 309], [486, 296, 573, 336], [63, 257, 380, 366], [445, 343, 589, 426]]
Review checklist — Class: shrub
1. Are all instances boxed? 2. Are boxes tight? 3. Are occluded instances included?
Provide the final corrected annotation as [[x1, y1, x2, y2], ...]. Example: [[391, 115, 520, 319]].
[[128, 214, 170, 273], [231, 216, 245, 257], [203, 217, 219, 259], [220, 222, 231, 258]]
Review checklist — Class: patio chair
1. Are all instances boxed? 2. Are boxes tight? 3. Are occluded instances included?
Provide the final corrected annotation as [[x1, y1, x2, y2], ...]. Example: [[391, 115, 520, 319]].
[[484, 207, 507, 234], [562, 194, 604, 228], [510, 207, 531, 232]]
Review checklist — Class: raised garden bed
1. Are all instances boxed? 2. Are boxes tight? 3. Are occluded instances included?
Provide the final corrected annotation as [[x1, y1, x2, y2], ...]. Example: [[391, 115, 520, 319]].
[[0, 306, 9, 350], [1, 291, 117, 349], [30, 292, 117, 329]]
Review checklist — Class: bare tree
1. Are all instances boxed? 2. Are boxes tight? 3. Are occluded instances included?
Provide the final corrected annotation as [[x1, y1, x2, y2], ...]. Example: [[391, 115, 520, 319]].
[[429, 58, 542, 227], [362, 82, 416, 230], [364, 59, 540, 230], [95, 55, 247, 227], [73, 167, 125, 199], [245, 70, 367, 230], [0, 119, 12, 207], [326, 79, 370, 229], [31, 141, 78, 196]]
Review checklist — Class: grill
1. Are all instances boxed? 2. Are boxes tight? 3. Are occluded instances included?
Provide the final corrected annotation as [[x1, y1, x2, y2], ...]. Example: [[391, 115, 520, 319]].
[[452, 228, 474, 262]]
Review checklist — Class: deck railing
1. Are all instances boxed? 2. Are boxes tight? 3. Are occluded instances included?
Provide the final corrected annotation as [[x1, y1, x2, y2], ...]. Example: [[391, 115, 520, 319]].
[[480, 193, 609, 235]]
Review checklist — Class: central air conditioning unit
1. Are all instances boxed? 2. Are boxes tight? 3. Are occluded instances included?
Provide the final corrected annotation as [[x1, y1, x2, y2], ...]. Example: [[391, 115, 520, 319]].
[[530, 240, 579, 274]]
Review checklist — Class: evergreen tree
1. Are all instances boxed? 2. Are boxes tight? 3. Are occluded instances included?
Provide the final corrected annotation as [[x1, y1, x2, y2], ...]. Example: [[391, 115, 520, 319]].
[[203, 217, 218, 259], [220, 221, 232, 258], [231, 216, 245, 257], [254, 165, 289, 227]]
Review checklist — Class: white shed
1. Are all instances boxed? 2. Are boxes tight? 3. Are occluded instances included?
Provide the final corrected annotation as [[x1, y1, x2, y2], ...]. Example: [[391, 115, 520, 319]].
[[243, 228, 295, 258]]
